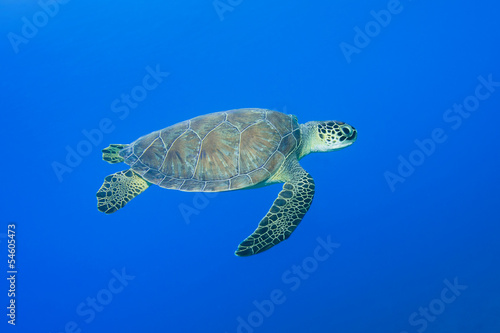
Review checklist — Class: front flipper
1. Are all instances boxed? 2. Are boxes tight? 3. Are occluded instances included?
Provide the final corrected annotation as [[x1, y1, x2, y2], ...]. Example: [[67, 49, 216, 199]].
[[235, 163, 315, 256]]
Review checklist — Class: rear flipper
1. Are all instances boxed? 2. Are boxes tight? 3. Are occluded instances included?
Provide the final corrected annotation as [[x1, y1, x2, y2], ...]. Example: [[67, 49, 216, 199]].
[[102, 144, 128, 164], [235, 164, 315, 256], [96, 169, 150, 214]]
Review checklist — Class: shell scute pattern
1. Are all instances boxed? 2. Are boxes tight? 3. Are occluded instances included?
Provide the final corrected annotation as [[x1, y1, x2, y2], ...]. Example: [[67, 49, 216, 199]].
[[123, 109, 300, 192], [190, 112, 225, 139], [194, 121, 240, 181], [162, 130, 200, 178], [239, 121, 280, 174], [266, 110, 292, 136]]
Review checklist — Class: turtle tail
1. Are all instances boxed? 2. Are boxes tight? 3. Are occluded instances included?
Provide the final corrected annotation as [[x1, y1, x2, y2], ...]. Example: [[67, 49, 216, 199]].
[[102, 144, 128, 164]]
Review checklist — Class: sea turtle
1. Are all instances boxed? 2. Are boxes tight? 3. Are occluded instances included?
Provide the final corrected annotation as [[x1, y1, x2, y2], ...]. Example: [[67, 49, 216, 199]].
[[96, 108, 357, 256]]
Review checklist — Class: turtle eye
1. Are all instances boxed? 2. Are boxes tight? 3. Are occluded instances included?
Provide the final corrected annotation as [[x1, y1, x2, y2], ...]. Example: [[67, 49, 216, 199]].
[[342, 127, 351, 136]]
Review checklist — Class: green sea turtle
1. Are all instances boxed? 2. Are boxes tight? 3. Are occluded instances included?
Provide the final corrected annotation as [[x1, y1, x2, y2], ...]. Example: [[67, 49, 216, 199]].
[[96, 108, 356, 256]]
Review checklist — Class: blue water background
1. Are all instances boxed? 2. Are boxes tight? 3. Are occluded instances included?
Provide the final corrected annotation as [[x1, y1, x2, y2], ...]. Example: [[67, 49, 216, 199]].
[[1, 1, 500, 332]]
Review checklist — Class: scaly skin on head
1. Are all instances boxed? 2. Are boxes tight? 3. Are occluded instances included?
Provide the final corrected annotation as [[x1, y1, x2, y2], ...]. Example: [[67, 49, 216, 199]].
[[298, 120, 357, 159]]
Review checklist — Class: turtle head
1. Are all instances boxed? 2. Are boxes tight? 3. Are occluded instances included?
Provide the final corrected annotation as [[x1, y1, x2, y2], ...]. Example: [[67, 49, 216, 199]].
[[299, 121, 357, 158]]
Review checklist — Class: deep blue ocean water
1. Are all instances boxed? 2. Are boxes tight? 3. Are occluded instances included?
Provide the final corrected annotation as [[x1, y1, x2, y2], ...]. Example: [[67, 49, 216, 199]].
[[2, 1, 500, 332]]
